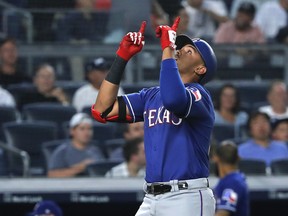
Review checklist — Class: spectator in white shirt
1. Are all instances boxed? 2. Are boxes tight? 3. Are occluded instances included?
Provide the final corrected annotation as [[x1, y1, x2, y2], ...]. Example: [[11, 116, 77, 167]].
[[255, 0, 288, 41], [258, 80, 288, 121], [72, 57, 125, 112], [105, 137, 146, 178], [0, 85, 16, 107], [182, 0, 228, 41]]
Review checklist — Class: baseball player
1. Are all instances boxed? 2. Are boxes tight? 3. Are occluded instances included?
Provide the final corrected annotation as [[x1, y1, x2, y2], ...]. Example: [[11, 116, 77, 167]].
[[91, 17, 217, 216], [213, 141, 250, 216]]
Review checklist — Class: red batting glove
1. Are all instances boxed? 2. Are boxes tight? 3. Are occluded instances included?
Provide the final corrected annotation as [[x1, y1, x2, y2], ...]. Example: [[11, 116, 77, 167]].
[[116, 21, 146, 61], [155, 17, 180, 50]]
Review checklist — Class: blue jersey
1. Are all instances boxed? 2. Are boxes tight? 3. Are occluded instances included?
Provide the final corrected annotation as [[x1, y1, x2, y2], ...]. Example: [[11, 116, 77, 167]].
[[123, 75, 215, 182], [214, 171, 249, 216]]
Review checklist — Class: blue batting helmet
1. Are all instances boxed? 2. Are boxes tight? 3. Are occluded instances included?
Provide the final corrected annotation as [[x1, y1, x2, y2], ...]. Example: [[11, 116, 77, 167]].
[[175, 35, 217, 85]]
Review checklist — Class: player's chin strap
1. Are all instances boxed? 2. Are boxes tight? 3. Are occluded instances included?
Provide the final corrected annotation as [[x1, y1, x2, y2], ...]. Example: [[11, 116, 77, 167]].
[[91, 96, 132, 123]]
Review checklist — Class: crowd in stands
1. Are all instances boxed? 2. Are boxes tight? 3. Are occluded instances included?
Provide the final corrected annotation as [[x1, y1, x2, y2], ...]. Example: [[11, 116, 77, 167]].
[[0, 0, 288, 179], [1, 0, 287, 44]]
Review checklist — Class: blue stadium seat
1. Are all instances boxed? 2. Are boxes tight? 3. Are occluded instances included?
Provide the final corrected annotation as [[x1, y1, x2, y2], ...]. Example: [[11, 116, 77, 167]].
[[87, 160, 122, 177], [271, 159, 288, 175], [239, 159, 267, 175], [0, 106, 20, 142], [3, 121, 58, 176], [22, 103, 77, 138], [104, 138, 126, 160]]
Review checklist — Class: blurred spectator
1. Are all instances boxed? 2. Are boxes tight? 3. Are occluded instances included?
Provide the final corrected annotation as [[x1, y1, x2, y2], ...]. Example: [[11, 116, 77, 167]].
[[25, 200, 63, 216], [109, 122, 144, 160], [212, 141, 249, 216], [18, 63, 69, 110], [214, 83, 248, 126], [27, 0, 74, 42], [255, 0, 288, 41], [182, 0, 228, 41], [104, 0, 155, 43], [222, 0, 236, 16], [0, 38, 30, 88], [213, 2, 265, 44], [72, 57, 124, 112], [0, 86, 16, 107], [150, 0, 169, 32], [48, 113, 105, 177], [105, 137, 146, 178], [156, 0, 182, 18], [169, 4, 190, 35], [276, 26, 288, 44], [258, 80, 288, 121], [238, 111, 288, 167], [56, 0, 110, 43], [271, 118, 288, 143]]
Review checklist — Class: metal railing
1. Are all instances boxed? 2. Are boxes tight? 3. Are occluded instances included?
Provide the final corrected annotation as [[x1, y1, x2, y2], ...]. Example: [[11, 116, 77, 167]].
[[17, 43, 288, 84], [0, 1, 33, 43]]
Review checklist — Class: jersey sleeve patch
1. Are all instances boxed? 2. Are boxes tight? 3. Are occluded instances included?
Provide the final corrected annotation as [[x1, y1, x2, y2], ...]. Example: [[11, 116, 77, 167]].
[[188, 87, 202, 102], [218, 188, 238, 212]]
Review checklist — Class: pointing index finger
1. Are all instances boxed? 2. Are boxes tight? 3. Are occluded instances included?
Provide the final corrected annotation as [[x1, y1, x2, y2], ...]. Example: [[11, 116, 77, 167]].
[[139, 21, 146, 34], [172, 16, 180, 31]]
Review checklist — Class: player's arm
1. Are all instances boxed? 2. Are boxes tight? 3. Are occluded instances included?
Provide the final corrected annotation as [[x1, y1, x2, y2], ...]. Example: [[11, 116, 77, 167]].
[[155, 17, 189, 114], [92, 22, 146, 123]]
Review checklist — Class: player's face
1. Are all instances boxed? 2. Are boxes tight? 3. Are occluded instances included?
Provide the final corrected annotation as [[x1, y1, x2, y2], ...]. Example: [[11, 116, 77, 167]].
[[250, 115, 271, 140], [71, 123, 93, 145], [175, 44, 204, 75]]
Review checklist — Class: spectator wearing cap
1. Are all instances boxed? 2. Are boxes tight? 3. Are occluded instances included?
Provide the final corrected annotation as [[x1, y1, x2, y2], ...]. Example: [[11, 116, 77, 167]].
[[271, 118, 288, 143], [48, 113, 105, 177], [238, 111, 288, 167], [213, 1, 265, 44], [26, 200, 63, 216], [72, 57, 125, 112]]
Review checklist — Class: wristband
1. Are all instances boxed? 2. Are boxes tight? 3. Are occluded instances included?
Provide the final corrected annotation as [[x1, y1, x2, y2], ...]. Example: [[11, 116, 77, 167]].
[[105, 55, 127, 85]]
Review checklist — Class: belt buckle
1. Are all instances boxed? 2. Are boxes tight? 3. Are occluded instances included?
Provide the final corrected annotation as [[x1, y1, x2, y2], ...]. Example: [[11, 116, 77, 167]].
[[178, 181, 188, 190], [150, 183, 171, 195]]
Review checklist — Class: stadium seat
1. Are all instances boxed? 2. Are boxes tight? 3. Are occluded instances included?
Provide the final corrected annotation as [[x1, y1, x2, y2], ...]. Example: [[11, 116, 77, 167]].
[[212, 124, 236, 143], [239, 159, 267, 175], [3, 121, 58, 176], [104, 138, 126, 160], [0, 106, 20, 142], [22, 103, 77, 138], [6, 83, 36, 107], [270, 159, 288, 175], [86, 160, 122, 177]]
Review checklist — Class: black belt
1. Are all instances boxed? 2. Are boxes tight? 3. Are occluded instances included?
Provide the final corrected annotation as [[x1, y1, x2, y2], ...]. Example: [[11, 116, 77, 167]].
[[146, 181, 189, 195]]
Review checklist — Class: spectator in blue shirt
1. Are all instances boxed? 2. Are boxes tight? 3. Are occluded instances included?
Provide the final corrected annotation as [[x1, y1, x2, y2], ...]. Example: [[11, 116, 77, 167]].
[[238, 111, 288, 166]]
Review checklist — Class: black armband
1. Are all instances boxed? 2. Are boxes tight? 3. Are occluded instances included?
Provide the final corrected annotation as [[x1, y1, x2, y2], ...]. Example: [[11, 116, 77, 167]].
[[117, 96, 126, 122], [105, 55, 127, 85]]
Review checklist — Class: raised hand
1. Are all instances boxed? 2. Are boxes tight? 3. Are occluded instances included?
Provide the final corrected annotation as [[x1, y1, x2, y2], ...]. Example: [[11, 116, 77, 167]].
[[155, 17, 180, 50], [116, 21, 146, 61]]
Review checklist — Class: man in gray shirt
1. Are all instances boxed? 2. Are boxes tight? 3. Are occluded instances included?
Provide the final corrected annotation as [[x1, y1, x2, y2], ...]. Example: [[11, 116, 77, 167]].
[[48, 113, 105, 177]]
